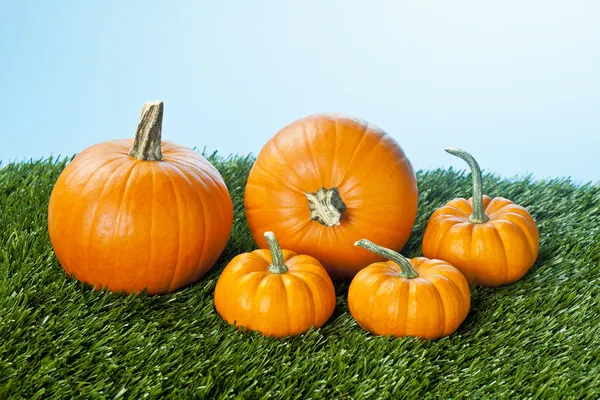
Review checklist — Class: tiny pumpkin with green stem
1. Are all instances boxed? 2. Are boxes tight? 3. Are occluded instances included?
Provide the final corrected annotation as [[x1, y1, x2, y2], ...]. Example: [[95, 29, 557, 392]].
[[422, 148, 539, 287], [214, 231, 336, 338], [48, 101, 233, 295], [349, 239, 470, 340]]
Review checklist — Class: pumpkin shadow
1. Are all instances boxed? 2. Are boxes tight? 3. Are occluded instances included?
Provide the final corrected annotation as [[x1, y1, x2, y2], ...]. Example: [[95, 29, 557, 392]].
[[323, 280, 351, 326]]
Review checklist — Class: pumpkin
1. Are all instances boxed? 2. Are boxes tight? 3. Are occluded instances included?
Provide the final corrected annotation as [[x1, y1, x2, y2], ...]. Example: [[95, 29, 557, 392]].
[[244, 114, 418, 280], [422, 148, 539, 287], [214, 231, 336, 337], [47, 101, 233, 295], [348, 239, 470, 340]]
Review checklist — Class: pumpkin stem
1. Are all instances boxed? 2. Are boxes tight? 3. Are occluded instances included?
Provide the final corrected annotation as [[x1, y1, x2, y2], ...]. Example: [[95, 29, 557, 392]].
[[354, 239, 418, 279], [305, 187, 347, 227], [130, 101, 164, 161], [264, 231, 288, 274], [445, 147, 489, 224]]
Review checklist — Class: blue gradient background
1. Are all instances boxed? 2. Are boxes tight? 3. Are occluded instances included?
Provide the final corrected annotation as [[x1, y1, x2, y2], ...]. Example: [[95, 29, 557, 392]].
[[1, 1, 598, 182]]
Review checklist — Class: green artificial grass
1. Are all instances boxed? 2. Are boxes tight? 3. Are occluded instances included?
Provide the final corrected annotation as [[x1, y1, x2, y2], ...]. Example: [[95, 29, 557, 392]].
[[0, 152, 599, 399]]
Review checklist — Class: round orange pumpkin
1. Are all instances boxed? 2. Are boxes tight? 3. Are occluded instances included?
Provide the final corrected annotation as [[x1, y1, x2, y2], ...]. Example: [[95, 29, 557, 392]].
[[349, 239, 471, 340], [422, 148, 539, 287], [244, 114, 418, 280], [48, 101, 233, 295], [214, 231, 336, 338]]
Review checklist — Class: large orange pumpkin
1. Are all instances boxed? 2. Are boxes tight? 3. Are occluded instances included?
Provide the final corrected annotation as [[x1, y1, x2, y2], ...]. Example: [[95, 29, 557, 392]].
[[244, 114, 418, 280], [48, 101, 233, 295], [349, 239, 471, 340], [422, 148, 539, 287], [214, 231, 336, 337]]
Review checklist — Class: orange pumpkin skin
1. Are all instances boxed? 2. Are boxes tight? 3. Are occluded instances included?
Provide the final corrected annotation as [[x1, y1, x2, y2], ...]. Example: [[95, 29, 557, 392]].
[[348, 256, 470, 340], [422, 195, 539, 287], [244, 115, 418, 280], [48, 103, 233, 295], [214, 235, 336, 338]]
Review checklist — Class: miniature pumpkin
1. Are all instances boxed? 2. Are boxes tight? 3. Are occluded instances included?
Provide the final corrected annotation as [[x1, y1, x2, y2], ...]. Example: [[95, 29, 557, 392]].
[[348, 239, 470, 340], [48, 101, 233, 295], [244, 114, 418, 280], [422, 148, 539, 287], [214, 231, 336, 337]]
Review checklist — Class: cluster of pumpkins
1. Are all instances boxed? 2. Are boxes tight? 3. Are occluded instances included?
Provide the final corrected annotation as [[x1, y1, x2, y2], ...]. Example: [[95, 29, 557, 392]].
[[48, 101, 539, 340]]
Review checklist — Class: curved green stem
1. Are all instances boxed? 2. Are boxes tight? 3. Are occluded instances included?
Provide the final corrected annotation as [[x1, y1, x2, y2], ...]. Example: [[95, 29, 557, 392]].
[[130, 101, 164, 161], [354, 239, 418, 279], [445, 147, 489, 224], [264, 231, 288, 274]]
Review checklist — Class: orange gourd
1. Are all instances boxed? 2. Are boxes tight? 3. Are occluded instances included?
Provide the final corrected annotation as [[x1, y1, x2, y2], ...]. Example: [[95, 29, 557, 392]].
[[48, 101, 233, 295], [244, 114, 418, 280], [214, 231, 336, 338], [349, 239, 470, 340], [422, 148, 539, 287]]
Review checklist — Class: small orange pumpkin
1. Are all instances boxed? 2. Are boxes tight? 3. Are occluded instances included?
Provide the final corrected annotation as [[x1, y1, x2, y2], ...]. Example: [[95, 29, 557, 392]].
[[244, 114, 418, 280], [48, 101, 233, 295], [422, 148, 539, 287], [348, 239, 470, 340], [214, 231, 336, 338]]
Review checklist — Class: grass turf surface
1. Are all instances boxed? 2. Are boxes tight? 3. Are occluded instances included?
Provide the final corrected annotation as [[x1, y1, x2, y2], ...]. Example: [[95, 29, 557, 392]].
[[0, 153, 599, 399]]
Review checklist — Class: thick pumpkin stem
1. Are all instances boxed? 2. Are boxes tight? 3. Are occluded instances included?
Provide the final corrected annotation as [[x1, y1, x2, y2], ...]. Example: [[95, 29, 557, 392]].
[[305, 187, 347, 227], [445, 147, 489, 224], [264, 231, 288, 274], [354, 239, 418, 279], [130, 101, 164, 161]]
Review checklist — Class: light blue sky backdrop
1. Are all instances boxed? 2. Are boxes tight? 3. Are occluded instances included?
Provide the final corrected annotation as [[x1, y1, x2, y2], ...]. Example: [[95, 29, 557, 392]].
[[1, 1, 599, 182]]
